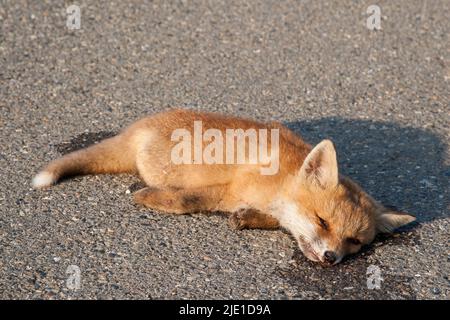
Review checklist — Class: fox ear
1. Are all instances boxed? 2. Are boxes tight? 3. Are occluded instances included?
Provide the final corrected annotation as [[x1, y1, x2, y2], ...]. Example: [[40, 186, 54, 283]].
[[376, 210, 416, 233], [298, 139, 338, 189]]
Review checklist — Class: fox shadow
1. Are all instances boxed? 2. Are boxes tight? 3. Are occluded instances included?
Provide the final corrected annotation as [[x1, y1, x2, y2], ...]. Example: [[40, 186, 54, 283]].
[[54, 118, 448, 298], [280, 118, 448, 299], [285, 118, 448, 224], [55, 119, 448, 224], [54, 120, 448, 225]]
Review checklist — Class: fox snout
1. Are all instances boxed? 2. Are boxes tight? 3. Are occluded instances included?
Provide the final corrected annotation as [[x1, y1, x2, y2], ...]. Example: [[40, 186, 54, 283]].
[[297, 239, 344, 266], [323, 251, 338, 265], [321, 250, 347, 266]]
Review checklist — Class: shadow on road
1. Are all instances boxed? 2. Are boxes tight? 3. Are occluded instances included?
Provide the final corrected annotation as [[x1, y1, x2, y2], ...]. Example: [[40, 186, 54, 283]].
[[286, 118, 449, 224], [282, 118, 448, 299], [55, 118, 449, 225], [55, 131, 117, 155], [53, 117, 448, 299]]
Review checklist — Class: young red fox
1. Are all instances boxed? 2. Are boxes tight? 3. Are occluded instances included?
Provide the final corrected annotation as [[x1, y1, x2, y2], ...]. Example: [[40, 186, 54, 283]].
[[32, 109, 415, 265]]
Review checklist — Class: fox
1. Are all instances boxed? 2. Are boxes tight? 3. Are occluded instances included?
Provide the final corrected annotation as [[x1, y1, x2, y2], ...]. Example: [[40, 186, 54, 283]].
[[32, 109, 416, 265]]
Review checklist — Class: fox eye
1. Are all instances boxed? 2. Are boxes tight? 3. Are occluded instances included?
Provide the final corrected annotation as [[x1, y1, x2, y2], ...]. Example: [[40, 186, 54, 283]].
[[317, 215, 329, 230], [347, 237, 361, 245]]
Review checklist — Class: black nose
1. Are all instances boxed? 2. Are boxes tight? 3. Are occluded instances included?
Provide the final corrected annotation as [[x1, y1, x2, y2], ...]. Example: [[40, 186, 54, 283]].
[[323, 251, 337, 264]]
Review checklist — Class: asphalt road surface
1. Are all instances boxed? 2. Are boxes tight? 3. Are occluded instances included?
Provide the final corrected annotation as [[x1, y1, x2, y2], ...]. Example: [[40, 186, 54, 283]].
[[1, 0, 449, 299]]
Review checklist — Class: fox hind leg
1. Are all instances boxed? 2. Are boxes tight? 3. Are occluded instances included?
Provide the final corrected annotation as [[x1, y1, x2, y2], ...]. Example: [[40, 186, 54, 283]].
[[133, 185, 227, 214], [133, 187, 188, 214]]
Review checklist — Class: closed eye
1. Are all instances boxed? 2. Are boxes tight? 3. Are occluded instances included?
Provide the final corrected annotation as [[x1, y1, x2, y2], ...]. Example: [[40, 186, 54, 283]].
[[346, 237, 361, 245], [316, 215, 329, 231]]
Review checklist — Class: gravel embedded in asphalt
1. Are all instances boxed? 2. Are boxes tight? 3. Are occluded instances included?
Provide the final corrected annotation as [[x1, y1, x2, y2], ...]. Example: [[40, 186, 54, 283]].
[[0, 0, 449, 299]]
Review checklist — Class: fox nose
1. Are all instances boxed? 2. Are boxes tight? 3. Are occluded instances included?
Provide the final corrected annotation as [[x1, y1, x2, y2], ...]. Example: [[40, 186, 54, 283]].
[[323, 251, 337, 264]]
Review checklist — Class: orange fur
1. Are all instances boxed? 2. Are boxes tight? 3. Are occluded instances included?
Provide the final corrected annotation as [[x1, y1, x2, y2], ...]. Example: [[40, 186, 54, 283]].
[[33, 109, 416, 265]]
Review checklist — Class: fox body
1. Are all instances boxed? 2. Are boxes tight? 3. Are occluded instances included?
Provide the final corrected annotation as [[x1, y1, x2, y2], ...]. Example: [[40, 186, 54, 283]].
[[32, 109, 415, 265]]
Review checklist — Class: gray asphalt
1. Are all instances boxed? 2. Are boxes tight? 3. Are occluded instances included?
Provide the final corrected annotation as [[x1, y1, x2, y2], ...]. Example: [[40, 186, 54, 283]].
[[0, 0, 449, 299]]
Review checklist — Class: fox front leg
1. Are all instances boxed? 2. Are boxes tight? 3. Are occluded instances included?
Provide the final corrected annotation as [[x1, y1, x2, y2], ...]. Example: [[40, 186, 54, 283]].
[[228, 208, 280, 230]]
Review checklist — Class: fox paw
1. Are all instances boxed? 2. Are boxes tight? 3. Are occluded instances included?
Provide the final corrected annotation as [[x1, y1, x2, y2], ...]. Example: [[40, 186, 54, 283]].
[[133, 188, 154, 206], [228, 211, 248, 230]]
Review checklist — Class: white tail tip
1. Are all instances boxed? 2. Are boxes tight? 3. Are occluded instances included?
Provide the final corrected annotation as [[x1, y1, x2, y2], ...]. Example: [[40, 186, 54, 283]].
[[32, 171, 56, 189]]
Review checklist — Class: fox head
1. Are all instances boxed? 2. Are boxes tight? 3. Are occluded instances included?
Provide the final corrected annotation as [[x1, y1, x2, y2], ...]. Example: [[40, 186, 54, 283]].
[[281, 139, 416, 266]]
